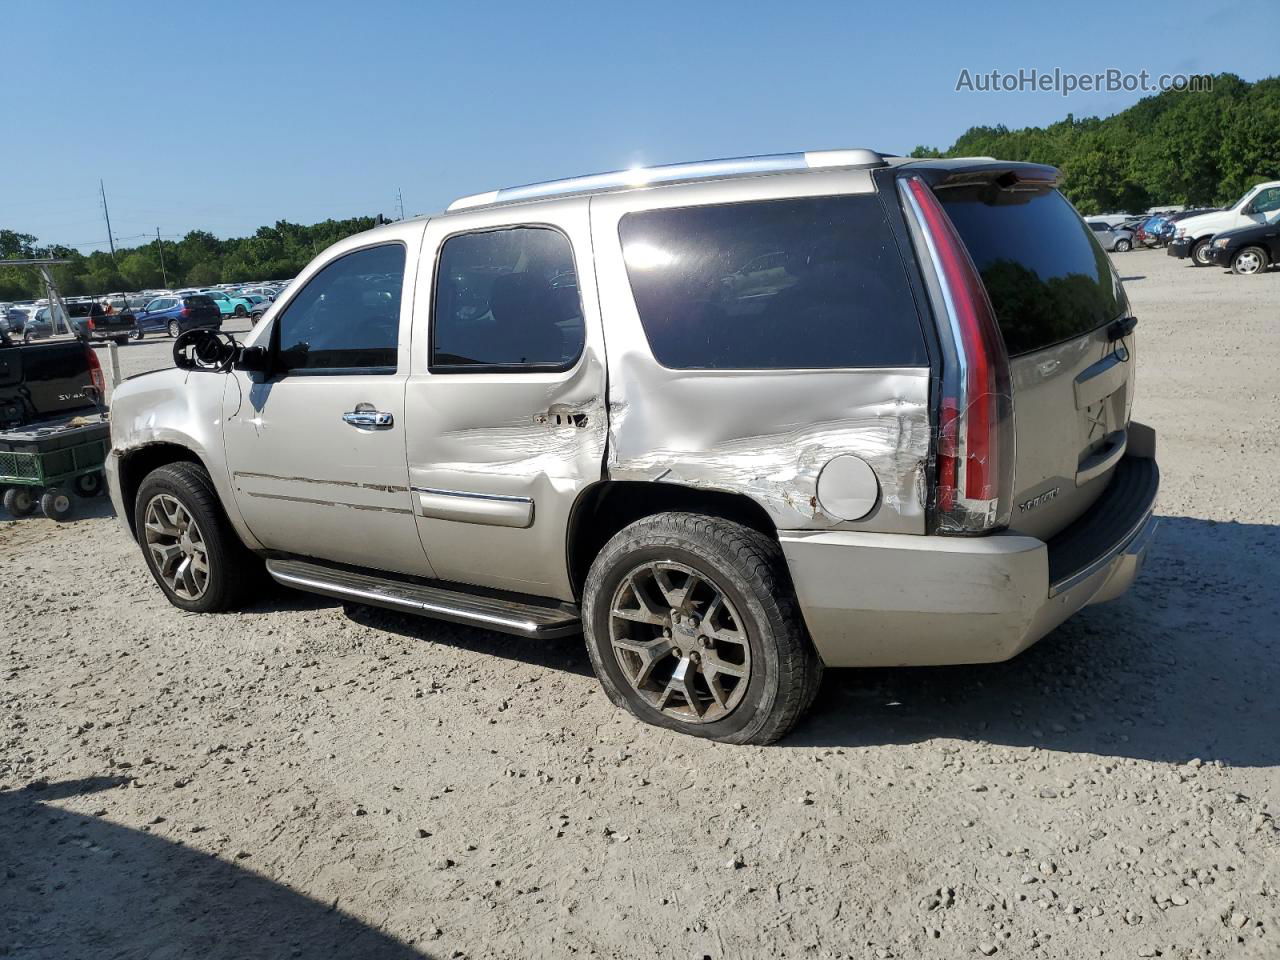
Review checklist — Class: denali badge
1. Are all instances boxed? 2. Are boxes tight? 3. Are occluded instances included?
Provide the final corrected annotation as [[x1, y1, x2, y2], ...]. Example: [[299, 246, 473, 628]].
[[1019, 488, 1060, 513]]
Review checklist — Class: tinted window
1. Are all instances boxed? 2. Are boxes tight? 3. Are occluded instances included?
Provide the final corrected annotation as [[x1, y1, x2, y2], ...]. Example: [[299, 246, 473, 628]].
[[939, 186, 1122, 357], [618, 195, 925, 369], [184, 296, 216, 309], [275, 243, 405, 372], [1250, 187, 1280, 215], [431, 227, 584, 370]]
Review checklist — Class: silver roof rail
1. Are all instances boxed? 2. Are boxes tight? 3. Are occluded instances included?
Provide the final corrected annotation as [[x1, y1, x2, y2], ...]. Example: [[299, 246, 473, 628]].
[[447, 148, 889, 212]]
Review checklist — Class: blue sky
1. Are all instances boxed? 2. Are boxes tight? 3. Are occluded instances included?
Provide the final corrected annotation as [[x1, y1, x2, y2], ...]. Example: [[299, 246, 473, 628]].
[[2, 0, 1271, 252]]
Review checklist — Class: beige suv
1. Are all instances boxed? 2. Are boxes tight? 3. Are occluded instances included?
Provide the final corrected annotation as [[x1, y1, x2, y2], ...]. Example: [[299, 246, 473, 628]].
[[105, 148, 1159, 744]]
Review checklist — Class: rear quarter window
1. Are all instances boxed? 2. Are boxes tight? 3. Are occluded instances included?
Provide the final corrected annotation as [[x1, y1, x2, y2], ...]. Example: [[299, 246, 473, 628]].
[[618, 195, 927, 369], [939, 186, 1123, 357]]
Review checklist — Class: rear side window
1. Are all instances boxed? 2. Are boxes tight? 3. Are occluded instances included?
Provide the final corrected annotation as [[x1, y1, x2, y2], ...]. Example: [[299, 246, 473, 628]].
[[431, 226, 585, 370], [618, 195, 926, 369], [275, 243, 405, 373], [938, 186, 1121, 357]]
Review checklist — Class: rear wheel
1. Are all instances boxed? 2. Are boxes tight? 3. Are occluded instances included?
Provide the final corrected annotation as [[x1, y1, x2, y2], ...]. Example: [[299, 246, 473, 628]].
[[40, 488, 73, 522], [113, 336, 129, 346], [582, 513, 821, 745], [234, 305, 247, 317], [4, 487, 36, 517], [1191, 238, 1214, 266], [135, 462, 260, 613], [73, 472, 104, 497], [1114, 238, 1132, 252], [168, 320, 180, 338], [1231, 246, 1268, 276]]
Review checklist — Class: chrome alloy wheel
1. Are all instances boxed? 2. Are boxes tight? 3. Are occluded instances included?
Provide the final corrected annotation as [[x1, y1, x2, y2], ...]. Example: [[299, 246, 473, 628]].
[[1234, 249, 1264, 274], [143, 494, 210, 600], [608, 560, 751, 723]]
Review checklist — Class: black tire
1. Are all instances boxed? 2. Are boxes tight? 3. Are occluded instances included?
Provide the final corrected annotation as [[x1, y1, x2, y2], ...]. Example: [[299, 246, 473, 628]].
[[234, 305, 247, 317], [582, 512, 822, 745], [73, 472, 104, 497], [132, 327, 145, 341], [134, 461, 260, 613], [168, 320, 180, 338], [40, 488, 73, 521], [1231, 246, 1269, 276], [1114, 238, 1132, 252], [1191, 238, 1214, 266], [113, 336, 129, 347], [4, 486, 37, 517], [23, 330, 33, 343]]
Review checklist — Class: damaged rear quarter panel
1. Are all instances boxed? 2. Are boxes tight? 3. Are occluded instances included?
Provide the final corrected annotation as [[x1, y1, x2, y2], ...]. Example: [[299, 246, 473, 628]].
[[588, 176, 934, 534]]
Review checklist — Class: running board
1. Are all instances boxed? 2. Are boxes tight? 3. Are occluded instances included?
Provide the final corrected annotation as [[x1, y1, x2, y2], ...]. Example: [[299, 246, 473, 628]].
[[264, 557, 581, 638]]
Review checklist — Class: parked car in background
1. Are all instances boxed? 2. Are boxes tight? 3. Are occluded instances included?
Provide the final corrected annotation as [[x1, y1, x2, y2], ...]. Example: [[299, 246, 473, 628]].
[[1088, 221, 1134, 252], [199, 290, 253, 318], [239, 294, 272, 323], [133, 294, 224, 339], [1168, 183, 1280, 265], [1208, 217, 1280, 275], [2, 305, 37, 337], [106, 149, 1159, 745]]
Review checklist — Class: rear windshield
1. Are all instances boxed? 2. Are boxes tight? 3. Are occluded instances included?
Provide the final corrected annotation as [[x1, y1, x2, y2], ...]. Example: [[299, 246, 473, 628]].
[[938, 186, 1121, 356], [618, 195, 927, 369]]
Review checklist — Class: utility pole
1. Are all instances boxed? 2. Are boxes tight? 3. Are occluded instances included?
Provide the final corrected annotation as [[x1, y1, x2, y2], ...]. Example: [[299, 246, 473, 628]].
[[397, 187, 405, 221], [155, 227, 168, 287], [100, 179, 117, 264]]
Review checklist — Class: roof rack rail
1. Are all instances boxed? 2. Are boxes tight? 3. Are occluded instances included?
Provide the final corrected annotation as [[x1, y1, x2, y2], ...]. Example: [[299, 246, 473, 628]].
[[447, 148, 890, 212]]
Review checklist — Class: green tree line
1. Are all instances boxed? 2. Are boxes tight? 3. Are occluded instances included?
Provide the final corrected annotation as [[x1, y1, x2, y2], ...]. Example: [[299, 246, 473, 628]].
[[0, 216, 379, 301], [911, 73, 1280, 214]]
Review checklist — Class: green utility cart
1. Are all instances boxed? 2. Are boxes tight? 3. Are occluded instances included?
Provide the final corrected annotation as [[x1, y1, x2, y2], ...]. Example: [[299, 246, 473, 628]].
[[0, 415, 110, 521]]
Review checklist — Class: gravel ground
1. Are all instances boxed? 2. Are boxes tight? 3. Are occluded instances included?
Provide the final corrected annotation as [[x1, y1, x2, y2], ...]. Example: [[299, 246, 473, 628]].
[[2, 249, 1277, 959]]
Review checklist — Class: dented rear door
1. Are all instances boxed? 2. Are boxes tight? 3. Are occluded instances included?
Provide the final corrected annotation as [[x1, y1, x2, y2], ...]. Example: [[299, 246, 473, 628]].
[[404, 199, 607, 600]]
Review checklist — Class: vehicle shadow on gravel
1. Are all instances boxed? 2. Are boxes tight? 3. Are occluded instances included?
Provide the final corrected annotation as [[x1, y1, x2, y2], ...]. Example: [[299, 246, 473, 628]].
[[0, 776, 433, 960], [790, 515, 1280, 768]]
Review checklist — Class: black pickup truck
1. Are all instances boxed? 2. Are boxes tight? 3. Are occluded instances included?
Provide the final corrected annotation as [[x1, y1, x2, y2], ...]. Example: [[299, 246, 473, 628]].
[[17, 301, 136, 345]]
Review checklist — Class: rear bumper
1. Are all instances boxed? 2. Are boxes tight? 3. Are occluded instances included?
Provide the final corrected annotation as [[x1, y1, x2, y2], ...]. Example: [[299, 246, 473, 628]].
[[780, 446, 1159, 668]]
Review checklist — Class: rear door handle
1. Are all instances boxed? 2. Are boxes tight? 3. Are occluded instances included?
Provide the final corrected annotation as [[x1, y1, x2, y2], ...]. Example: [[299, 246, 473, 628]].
[[342, 407, 394, 429]]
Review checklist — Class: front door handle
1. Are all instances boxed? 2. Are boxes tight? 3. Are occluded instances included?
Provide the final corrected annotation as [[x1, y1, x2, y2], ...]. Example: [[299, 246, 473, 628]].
[[342, 405, 394, 429]]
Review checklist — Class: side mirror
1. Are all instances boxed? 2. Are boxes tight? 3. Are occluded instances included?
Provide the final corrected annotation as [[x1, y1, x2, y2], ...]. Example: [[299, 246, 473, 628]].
[[235, 345, 269, 372]]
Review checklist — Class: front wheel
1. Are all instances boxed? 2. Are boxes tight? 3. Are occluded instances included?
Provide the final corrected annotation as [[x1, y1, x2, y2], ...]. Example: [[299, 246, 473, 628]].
[[134, 462, 260, 612], [40, 488, 73, 521], [582, 513, 821, 745], [1232, 246, 1269, 276], [113, 336, 129, 346], [1191, 238, 1214, 266], [132, 327, 145, 341], [1114, 238, 1132, 252]]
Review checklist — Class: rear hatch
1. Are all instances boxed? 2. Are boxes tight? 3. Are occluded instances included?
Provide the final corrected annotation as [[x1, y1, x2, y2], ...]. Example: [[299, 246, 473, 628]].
[[933, 172, 1134, 540], [183, 295, 222, 326], [0, 342, 102, 427]]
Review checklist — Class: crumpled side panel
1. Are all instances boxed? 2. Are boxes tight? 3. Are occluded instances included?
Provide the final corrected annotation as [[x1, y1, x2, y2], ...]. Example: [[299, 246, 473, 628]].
[[605, 358, 933, 533]]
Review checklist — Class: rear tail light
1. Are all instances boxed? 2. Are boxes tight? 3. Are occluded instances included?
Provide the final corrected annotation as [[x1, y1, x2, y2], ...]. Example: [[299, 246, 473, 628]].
[[180, 306, 191, 317], [85, 345, 106, 397], [86, 316, 96, 331], [898, 175, 1015, 535]]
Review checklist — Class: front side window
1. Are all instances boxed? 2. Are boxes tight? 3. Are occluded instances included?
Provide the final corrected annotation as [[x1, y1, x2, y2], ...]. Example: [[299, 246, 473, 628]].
[[431, 226, 585, 370], [618, 195, 927, 369], [274, 243, 405, 373], [1249, 187, 1280, 215]]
